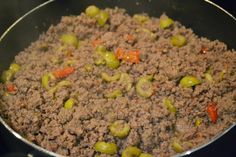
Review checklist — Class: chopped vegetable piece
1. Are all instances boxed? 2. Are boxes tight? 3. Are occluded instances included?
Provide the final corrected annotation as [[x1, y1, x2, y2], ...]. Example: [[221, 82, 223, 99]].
[[101, 72, 120, 82], [97, 11, 109, 26], [1, 70, 14, 83], [121, 146, 142, 157], [171, 35, 187, 47], [61, 34, 78, 47], [115, 48, 140, 64], [42, 74, 49, 89], [64, 98, 75, 109], [179, 76, 201, 88], [6, 84, 16, 93], [119, 73, 132, 92], [160, 17, 174, 29], [140, 153, 153, 157], [49, 80, 71, 94], [94, 141, 117, 155], [9, 63, 20, 74], [204, 73, 213, 82], [136, 28, 156, 38], [136, 78, 153, 98], [163, 98, 176, 114], [207, 102, 218, 123], [133, 14, 149, 23], [219, 69, 226, 81], [105, 89, 122, 98], [195, 118, 202, 127], [172, 140, 184, 153], [109, 120, 130, 138], [96, 45, 107, 54], [94, 57, 106, 65], [104, 52, 120, 69], [53, 67, 75, 79], [124, 34, 135, 41], [84, 64, 93, 72], [85, 5, 100, 18], [92, 39, 103, 48]]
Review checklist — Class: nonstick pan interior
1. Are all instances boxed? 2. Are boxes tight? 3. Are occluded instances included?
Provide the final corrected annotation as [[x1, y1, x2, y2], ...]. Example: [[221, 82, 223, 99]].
[[0, 0, 235, 157]]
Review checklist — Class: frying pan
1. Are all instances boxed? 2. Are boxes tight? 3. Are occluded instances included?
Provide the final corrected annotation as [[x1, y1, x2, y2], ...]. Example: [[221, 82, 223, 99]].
[[0, 0, 235, 157]]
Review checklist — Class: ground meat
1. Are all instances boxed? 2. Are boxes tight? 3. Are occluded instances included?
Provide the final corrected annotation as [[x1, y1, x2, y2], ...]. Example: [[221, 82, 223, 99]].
[[0, 7, 236, 157]]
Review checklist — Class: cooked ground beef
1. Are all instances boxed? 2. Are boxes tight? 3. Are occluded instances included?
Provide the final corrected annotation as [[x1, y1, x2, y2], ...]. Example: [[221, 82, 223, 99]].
[[0, 7, 236, 157]]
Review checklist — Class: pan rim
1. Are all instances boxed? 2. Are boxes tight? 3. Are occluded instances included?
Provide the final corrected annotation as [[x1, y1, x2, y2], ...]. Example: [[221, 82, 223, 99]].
[[0, 0, 235, 156]]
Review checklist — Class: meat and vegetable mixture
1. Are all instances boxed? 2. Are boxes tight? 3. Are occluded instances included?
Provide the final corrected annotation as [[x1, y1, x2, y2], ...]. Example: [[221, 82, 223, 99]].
[[0, 6, 236, 157]]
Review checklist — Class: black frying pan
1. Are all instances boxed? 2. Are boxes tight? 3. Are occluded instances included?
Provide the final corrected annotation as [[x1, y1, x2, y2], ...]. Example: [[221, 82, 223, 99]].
[[0, 0, 236, 157]]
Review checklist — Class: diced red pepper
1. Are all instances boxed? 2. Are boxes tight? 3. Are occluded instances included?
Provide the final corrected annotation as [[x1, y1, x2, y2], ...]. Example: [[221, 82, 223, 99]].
[[53, 67, 75, 79], [6, 84, 17, 93], [207, 102, 218, 123], [92, 39, 103, 48], [115, 48, 140, 64]]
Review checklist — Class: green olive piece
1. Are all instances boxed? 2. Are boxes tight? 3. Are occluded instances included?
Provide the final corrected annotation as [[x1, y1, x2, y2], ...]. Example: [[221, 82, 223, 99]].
[[163, 98, 176, 114], [64, 98, 75, 109], [171, 35, 186, 47], [61, 34, 78, 47], [96, 11, 109, 26], [85, 5, 100, 18], [101, 72, 120, 82], [41, 73, 55, 89], [121, 146, 142, 157], [160, 17, 174, 29], [172, 140, 184, 153], [195, 118, 202, 127], [103, 52, 120, 69], [49, 80, 71, 94], [179, 76, 201, 88], [140, 153, 153, 157], [9, 63, 21, 74], [84, 64, 93, 72], [136, 78, 153, 98], [1, 70, 14, 83], [119, 73, 132, 92], [105, 89, 122, 98], [94, 141, 117, 155], [133, 14, 149, 23], [109, 120, 130, 138]]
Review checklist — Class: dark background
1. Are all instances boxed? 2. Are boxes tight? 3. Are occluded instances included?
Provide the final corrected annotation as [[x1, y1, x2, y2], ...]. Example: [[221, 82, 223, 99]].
[[0, 0, 235, 157]]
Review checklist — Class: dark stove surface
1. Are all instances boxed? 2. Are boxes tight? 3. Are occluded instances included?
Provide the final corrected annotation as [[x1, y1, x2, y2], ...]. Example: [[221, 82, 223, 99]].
[[0, 0, 235, 157]]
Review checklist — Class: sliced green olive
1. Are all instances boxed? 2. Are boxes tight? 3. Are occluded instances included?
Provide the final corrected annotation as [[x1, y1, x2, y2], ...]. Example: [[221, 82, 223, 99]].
[[94, 57, 106, 66], [140, 153, 153, 157], [195, 118, 202, 127], [64, 98, 75, 109], [172, 140, 184, 153], [94, 141, 117, 155], [121, 146, 142, 157], [103, 52, 120, 69], [101, 72, 120, 82], [85, 5, 100, 18], [9, 63, 20, 73], [42, 73, 55, 89], [133, 14, 149, 23], [109, 120, 130, 138], [160, 17, 174, 29], [97, 11, 109, 26], [49, 80, 71, 94], [105, 89, 122, 98], [179, 76, 201, 88], [1, 70, 14, 83], [163, 98, 176, 114], [84, 64, 93, 72], [61, 34, 78, 47], [171, 35, 186, 47], [219, 69, 226, 81], [119, 73, 132, 92], [136, 78, 153, 98]]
